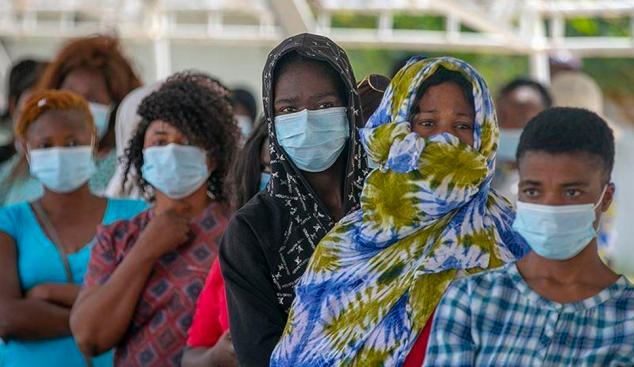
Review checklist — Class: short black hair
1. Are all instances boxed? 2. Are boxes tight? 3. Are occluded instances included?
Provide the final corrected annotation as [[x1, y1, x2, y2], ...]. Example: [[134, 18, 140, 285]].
[[517, 107, 615, 179], [122, 71, 240, 203], [410, 66, 474, 119], [499, 78, 553, 108], [232, 88, 257, 121]]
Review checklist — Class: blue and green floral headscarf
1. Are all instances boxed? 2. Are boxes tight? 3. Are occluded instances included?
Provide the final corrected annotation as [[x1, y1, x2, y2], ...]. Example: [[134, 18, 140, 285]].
[[271, 56, 528, 367]]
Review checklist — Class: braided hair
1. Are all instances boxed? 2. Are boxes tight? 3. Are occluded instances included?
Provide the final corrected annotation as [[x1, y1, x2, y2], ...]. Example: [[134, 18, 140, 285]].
[[122, 71, 239, 203]]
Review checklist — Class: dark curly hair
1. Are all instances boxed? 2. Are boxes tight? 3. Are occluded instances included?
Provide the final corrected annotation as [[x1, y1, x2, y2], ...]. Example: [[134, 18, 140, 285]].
[[122, 71, 239, 203]]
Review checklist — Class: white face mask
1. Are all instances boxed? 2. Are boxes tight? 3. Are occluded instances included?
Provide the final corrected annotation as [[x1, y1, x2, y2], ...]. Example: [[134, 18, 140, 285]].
[[28, 146, 96, 193], [513, 185, 608, 261]]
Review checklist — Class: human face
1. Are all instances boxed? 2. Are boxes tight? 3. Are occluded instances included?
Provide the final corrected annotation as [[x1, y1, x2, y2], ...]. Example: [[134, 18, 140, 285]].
[[143, 119, 213, 170], [25, 110, 94, 151], [273, 62, 344, 117], [410, 82, 475, 146], [497, 86, 546, 130], [60, 68, 112, 105], [518, 151, 615, 227]]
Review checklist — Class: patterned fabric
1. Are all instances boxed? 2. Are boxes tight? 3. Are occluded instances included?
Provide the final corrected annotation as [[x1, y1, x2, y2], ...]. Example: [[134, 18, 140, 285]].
[[0, 149, 117, 207], [424, 263, 634, 366], [261, 33, 369, 312], [84, 203, 230, 367], [271, 57, 528, 367]]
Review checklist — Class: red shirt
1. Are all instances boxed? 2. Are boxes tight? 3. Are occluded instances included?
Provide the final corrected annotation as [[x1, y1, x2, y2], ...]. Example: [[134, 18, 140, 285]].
[[187, 259, 229, 347], [85, 204, 230, 367], [402, 310, 434, 367]]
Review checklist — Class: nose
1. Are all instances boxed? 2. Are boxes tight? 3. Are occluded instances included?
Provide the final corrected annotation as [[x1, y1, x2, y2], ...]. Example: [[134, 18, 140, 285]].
[[540, 192, 566, 206]]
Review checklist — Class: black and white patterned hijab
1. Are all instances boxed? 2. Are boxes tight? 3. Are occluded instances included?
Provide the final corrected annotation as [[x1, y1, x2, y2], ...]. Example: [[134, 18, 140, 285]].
[[262, 33, 369, 311]]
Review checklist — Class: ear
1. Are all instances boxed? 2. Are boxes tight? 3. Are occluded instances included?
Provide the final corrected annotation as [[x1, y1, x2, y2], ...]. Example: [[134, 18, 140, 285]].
[[600, 182, 616, 213]]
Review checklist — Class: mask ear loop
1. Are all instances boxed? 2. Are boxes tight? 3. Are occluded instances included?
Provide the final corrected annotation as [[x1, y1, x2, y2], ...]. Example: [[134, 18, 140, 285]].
[[594, 184, 610, 210]]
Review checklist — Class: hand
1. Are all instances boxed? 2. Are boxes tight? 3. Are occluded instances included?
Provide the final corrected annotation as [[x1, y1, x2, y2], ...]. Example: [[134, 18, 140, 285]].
[[210, 331, 238, 367], [139, 201, 192, 259], [26, 283, 79, 306], [26, 283, 54, 301]]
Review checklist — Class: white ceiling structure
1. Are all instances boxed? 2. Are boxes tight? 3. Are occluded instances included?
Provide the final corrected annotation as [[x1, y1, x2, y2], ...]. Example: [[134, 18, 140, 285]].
[[0, 0, 632, 83]]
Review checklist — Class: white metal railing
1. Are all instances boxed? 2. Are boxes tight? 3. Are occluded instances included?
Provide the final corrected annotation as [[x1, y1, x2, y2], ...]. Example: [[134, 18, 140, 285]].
[[0, 0, 630, 82]]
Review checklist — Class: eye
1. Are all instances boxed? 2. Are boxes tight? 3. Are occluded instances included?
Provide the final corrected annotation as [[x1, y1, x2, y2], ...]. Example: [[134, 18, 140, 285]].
[[523, 188, 539, 198], [564, 189, 582, 198], [66, 140, 79, 147], [37, 143, 52, 149], [316, 102, 335, 110], [456, 123, 472, 130], [154, 139, 168, 147], [417, 120, 434, 128], [279, 107, 296, 114]]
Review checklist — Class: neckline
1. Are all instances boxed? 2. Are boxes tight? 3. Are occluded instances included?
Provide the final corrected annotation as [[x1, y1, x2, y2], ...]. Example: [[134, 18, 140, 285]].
[[27, 199, 112, 255], [508, 262, 629, 313]]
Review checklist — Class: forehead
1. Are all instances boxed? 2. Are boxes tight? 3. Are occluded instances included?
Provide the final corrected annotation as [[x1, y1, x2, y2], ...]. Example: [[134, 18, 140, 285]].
[[26, 110, 90, 138], [518, 151, 605, 184], [146, 120, 184, 135], [273, 61, 340, 98], [418, 82, 472, 111], [503, 86, 543, 106], [61, 68, 106, 91]]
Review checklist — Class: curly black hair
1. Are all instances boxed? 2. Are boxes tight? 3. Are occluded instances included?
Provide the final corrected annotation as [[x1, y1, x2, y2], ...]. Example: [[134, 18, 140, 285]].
[[122, 71, 240, 203], [517, 107, 615, 180]]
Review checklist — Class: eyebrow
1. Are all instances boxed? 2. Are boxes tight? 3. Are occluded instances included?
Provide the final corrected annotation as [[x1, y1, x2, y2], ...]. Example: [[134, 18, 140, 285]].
[[418, 109, 474, 118], [560, 182, 589, 188], [310, 91, 339, 101], [274, 96, 300, 105], [149, 130, 169, 136], [519, 180, 542, 186]]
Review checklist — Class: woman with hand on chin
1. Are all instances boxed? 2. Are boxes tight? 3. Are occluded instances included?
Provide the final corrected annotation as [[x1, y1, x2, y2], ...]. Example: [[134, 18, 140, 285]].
[[70, 72, 238, 367], [0, 90, 147, 367]]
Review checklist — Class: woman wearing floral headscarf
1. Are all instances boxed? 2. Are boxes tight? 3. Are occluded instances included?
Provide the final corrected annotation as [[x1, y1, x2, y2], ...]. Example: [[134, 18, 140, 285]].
[[271, 57, 528, 367]]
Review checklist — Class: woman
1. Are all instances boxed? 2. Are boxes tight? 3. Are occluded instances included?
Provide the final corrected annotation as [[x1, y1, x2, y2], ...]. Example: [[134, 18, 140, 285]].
[[70, 72, 238, 367], [0, 35, 141, 205], [0, 90, 147, 367], [271, 57, 528, 366], [219, 33, 369, 367], [181, 117, 270, 367], [0, 60, 47, 206]]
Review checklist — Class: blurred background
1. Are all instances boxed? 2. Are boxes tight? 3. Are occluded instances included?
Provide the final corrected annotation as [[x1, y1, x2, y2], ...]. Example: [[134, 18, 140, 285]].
[[0, 0, 632, 257]]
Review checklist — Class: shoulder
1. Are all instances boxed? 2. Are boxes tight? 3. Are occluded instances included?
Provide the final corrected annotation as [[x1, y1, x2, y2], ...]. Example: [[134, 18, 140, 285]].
[[0, 202, 31, 231], [105, 198, 149, 222], [448, 264, 515, 299], [0, 203, 31, 239], [220, 191, 286, 259]]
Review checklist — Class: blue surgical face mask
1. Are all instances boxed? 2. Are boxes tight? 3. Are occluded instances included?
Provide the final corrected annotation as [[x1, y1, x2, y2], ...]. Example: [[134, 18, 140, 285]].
[[141, 144, 210, 199], [513, 186, 608, 260], [274, 107, 350, 173], [89, 102, 112, 140], [497, 128, 523, 162], [28, 146, 96, 193], [260, 172, 271, 191]]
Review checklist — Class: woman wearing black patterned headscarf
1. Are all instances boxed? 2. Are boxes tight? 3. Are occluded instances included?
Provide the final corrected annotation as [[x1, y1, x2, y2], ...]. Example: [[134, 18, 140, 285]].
[[219, 33, 369, 366]]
